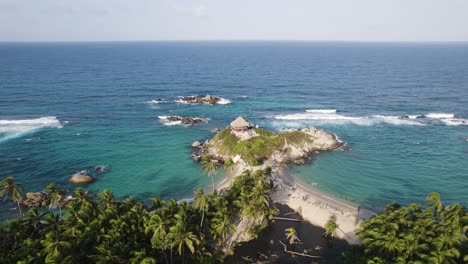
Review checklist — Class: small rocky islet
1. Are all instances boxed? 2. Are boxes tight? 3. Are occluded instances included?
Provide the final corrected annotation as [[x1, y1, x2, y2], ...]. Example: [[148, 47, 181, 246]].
[[159, 115, 207, 125], [192, 116, 343, 166], [176, 95, 225, 105]]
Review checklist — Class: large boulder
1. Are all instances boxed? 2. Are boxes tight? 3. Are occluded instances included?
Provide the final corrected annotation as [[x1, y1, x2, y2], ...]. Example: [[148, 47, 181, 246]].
[[192, 141, 201, 148], [69, 172, 95, 184]]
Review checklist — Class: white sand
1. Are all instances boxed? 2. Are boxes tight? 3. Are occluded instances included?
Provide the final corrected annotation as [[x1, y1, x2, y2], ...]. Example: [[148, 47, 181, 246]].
[[271, 170, 376, 244], [215, 159, 376, 244]]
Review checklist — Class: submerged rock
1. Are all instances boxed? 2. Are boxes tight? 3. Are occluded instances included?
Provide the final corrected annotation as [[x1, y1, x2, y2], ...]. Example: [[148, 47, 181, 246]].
[[69, 172, 95, 184]]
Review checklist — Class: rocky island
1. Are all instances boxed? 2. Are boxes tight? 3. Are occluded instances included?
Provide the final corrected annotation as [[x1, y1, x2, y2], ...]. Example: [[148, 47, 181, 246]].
[[159, 115, 208, 125], [192, 116, 368, 253], [176, 95, 230, 105], [193, 116, 342, 166]]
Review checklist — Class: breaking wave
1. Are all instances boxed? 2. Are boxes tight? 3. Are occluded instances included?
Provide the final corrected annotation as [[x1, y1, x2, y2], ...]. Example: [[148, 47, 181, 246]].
[[425, 113, 455, 119], [305, 109, 337, 114], [273, 110, 467, 126], [424, 113, 466, 126], [216, 98, 232, 105], [0, 116, 63, 142], [158, 116, 182, 126], [271, 111, 463, 126]]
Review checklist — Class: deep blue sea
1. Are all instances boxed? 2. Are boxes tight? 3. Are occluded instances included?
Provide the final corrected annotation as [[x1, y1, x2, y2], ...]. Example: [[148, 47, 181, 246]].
[[1, 42, 467, 219]]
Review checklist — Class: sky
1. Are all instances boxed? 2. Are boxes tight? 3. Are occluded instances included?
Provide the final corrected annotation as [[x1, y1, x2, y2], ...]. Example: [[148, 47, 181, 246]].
[[0, 0, 467, 42]]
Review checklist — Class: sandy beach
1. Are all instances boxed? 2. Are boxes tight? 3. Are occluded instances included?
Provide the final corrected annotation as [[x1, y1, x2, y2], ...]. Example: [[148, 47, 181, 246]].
[[216, 161, 375, 244]]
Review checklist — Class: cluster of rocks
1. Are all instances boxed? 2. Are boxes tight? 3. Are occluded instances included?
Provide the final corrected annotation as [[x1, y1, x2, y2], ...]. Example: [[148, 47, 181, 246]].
[[191, 139, 224, 164], [166, 116, 206, 125], [19, 192, 68, 208], [271, 127, 343, 165], [177, 95, 221, 105]]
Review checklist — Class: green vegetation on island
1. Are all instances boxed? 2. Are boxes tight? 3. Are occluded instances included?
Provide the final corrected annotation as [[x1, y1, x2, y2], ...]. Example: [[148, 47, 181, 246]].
[[212, 128, 314, 165]]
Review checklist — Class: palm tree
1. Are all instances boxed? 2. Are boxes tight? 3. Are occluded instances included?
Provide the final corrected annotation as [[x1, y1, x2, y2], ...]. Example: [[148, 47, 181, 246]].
[[223, 158, 234, 173], [324, 219, 338, 238], [97, 189, 116, 209], [41, 232, 72, 263], [284, 227, 300, 245], [192, 188, 209, 227], [176, 231, 200, 255], [45, 183, 65, 219], [0, 176, 24, 219], [24, 207, 47, 230], [201, 155, 217, 192], [73, 188, 93, 209], [426, 192, 444, 218], [149, 196, 164, 210], [211, 213, 235, 244]]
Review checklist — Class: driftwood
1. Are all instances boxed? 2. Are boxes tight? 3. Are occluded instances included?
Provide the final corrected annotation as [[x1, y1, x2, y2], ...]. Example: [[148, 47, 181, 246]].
[[257, 252, 268, 259], [279, 240, 323, 259], [283, 212, 297, 216], [272, 217, 302, 222]]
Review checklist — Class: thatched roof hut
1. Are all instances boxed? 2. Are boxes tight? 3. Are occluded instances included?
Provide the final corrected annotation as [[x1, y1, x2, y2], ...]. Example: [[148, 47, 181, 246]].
[[230, 116, 250, 131]]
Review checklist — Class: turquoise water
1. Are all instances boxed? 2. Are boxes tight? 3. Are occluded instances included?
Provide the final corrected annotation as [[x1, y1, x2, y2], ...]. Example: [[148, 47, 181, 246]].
[[0, 42, 467, 218]]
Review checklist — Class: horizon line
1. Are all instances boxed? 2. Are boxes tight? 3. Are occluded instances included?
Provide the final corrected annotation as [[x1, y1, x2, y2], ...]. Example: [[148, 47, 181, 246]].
[[1, 39, 468, 44]]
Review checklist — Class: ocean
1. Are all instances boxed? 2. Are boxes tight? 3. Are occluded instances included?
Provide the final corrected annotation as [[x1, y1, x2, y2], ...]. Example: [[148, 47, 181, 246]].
[[1, 41, 467, 219]]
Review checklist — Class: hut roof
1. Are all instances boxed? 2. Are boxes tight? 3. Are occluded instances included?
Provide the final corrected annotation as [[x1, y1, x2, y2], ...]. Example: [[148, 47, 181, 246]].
[[230, 116, 250, 128]]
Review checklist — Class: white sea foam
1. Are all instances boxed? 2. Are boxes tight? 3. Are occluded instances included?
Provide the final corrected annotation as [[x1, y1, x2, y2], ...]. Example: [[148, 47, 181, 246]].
[[174, 98, 190, 104], [406, 115, 422, 119], [216, 98, 232, 105], [305, 109, 337, 114], [274, 112, 424, 126], [147, 99, 165, 104], [0, 116, 62, 142], [158, 116, 182, 126], [371, 115, 425, 126], [425, 113, 455, 119], [439, 118, 467, 126]]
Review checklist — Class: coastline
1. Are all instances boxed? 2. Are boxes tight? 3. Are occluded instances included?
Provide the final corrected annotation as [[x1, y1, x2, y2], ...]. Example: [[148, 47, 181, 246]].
[[215, 160, 376, 244]]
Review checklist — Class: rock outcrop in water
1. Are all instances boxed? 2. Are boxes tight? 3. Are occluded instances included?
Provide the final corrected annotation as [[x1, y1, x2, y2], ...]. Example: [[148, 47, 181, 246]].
[[159, 116, 207, 125], [176, 95, 222, 105], [69, 171, 95, 184], [20, 192, 69, 208]]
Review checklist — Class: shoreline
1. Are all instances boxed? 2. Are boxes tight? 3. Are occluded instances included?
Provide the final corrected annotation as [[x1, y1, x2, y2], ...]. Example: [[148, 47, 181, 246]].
[[215, 160, 376, 244]]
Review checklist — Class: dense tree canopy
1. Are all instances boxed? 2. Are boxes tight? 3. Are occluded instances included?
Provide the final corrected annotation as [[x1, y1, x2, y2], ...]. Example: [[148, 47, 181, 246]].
[[339, 192, 468, 264], [2, 171, 466, 264], [0, 169, 276, 263]]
